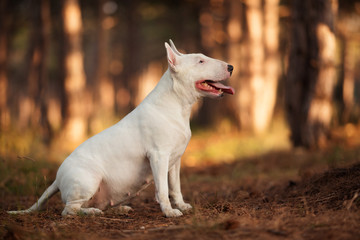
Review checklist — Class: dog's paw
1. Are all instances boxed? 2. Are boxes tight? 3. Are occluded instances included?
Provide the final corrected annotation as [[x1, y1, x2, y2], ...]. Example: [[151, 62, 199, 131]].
[[79, 207, 104, 216], [163, 208, 183, 218], [176, 202, 193, 212], [108, 205, 133, 215], [118, 205, 133, 214]]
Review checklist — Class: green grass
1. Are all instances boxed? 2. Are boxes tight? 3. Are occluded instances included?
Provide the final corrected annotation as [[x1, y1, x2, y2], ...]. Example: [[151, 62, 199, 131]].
[[0, 155, 57, 196], [184, 117, 291, 166]]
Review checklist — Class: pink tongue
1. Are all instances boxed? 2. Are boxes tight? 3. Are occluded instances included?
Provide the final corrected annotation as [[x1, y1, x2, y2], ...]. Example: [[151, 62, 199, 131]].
[[208, 82, 235, 95]]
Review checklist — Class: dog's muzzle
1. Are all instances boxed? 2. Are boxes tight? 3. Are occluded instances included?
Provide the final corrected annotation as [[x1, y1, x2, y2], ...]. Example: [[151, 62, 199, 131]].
[[227, 65, 234, 76], [228, 65, 234, 76]]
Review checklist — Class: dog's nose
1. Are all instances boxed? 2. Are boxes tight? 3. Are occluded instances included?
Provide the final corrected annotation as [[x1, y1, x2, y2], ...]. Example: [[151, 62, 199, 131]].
[[227, 65, 234, 76]]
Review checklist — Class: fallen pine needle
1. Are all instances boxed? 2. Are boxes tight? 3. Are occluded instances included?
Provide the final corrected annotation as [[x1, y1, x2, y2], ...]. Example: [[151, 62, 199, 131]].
[[99, 217, 134, 222], [344, 191, 359, 210]]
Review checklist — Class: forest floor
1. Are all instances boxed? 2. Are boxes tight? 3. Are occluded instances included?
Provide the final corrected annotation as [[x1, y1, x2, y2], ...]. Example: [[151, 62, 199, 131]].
[[1, 143, 360, 240]]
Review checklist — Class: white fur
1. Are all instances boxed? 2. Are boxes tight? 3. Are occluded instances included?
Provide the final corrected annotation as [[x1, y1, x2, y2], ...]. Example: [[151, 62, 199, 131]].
[[8, 40, 233, 217]]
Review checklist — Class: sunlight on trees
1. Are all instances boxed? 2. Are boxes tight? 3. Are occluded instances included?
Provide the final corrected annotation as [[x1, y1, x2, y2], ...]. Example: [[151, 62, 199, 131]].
[[0, 0, 360, 160], [229, 0, 280, 134], [135, 62, 163, 105], [62, 0, 87, 146]]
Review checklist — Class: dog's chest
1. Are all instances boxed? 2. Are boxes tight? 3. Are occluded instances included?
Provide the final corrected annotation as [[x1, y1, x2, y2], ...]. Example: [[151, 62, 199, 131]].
[[149, 105, 191, 152], [165, 113, 191, 155], [169, 128, 191, 161]]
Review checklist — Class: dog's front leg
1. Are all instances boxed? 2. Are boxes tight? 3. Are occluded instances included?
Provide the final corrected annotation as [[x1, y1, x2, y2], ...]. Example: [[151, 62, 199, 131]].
[[149, 152, 183, 217], [169, 160, 192, 212]]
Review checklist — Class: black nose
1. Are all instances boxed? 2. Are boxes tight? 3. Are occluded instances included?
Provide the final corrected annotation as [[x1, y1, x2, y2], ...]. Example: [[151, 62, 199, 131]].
[[227, 65, 234, 75]]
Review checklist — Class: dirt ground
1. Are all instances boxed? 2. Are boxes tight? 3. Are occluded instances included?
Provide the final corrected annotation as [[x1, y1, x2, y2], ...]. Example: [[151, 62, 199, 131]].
[[1, 149, 360, 240]]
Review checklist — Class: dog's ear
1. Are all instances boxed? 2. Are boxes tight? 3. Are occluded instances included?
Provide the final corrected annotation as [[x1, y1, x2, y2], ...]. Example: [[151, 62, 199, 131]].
[[165, 42, 178, 72], [169, 39, 183, 56]]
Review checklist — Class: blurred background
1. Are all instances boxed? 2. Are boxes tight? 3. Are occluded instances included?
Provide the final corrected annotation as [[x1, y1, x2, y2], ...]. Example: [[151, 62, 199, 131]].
[[0, 0, 360, 165]]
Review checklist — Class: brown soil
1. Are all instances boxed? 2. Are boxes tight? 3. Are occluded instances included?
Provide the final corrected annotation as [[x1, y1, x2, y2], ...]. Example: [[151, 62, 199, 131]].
[[1, 151, 360, 240]]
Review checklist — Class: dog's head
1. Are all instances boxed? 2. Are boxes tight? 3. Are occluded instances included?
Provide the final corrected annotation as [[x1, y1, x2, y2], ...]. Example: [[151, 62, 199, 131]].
[[165, 40, 234, 99]]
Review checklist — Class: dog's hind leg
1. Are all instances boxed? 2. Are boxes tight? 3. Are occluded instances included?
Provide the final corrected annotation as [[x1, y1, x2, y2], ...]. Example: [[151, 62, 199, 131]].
[[62, 201, 103, 216], [60, 175, 104, 216], [62, 191, 104, 216]]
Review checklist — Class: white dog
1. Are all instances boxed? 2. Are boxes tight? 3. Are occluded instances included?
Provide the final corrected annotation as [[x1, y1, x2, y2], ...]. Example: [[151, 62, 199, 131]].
[[8, 40, 234, 217]]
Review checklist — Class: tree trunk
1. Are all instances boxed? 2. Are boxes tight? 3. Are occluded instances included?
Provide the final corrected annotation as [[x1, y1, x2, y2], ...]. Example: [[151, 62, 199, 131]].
[[16, 0, 51, 142], [261, 0, 280, 132], [90, 0, 115, 134], [243, 0, 265, 133], [0, 0, 10, 129], [96, 1, 114, 112], [196, 0, 230, 127], [120, 0, 139, 112], [227, 0, 244, 127], [39, 0, 52, 142], [286, 0, 337, 148], [231, 0, 280, 134], [62, 0, 88, 145], [20, 2, 43, 129], [341, 38, 356, 123]]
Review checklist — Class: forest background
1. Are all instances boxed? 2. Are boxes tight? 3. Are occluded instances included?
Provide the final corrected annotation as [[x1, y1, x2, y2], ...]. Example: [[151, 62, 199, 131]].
[[0, 0, 360, 165], [1, 1, 360, 239]]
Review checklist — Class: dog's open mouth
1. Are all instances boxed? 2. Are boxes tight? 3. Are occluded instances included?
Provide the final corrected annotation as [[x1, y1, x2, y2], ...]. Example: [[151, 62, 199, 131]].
[[195, 80, 235, 96]]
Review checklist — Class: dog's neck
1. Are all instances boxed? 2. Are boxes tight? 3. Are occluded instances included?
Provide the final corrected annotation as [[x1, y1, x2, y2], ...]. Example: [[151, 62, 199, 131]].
[[170, 72, 199, 107], [146, 69, 197, 120]]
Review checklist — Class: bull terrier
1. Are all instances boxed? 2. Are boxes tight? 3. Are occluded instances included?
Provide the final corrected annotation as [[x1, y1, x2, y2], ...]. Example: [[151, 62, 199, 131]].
[[8, 40, 234, 217]]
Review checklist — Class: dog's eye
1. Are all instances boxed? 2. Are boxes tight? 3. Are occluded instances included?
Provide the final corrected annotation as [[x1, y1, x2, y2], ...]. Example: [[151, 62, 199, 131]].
[[199, 60, 204, 64]]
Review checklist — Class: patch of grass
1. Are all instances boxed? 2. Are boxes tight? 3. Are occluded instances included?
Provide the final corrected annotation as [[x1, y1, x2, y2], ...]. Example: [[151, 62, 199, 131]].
[[0, 127, 49, 161], [185, 117, 291, 166], [0, 155, 57, 196]]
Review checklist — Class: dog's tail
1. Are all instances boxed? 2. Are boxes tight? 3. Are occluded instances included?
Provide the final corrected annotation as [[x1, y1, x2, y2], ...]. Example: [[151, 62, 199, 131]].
[[7, 181, 59, 214]]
